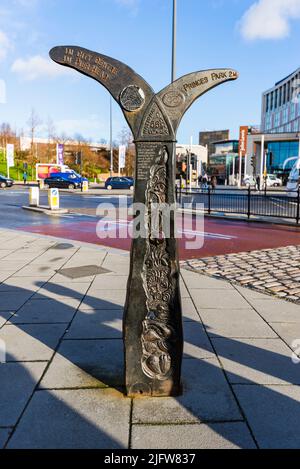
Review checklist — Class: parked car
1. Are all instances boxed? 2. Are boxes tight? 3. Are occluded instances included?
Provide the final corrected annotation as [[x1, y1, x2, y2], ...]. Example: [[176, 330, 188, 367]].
[[243, 176, 256, 188], [0, 174, 14, 188], [265, 174, 282, 187], [44, 172, 88, 190], [105, 177, 134, 190]]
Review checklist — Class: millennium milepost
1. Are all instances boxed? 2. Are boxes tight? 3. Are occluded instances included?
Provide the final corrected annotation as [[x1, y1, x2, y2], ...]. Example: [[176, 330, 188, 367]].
[[50, 45, 238, 397]]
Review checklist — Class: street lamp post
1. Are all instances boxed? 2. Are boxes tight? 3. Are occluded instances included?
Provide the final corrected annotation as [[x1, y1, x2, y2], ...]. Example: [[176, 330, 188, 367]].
[[110, 96, 113, 177], [172, 0, 177, 83]]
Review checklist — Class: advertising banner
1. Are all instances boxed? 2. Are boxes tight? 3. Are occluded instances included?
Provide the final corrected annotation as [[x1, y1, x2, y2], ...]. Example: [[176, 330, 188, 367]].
[[239, 126, 248, 157], [6, 144, 14, 167], [118, 145, 126, 170], [56, 144, 64, 165]]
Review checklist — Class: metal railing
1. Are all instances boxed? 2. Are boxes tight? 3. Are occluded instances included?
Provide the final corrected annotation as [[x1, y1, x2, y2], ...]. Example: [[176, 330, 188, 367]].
[[176, 186, 300, 224]]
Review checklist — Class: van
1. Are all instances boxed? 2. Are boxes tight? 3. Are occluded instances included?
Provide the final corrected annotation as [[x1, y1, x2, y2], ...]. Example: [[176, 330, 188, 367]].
[[287, 160, 300, 196]]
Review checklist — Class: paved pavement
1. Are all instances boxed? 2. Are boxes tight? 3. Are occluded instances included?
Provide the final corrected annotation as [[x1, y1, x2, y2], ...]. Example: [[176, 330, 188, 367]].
[[182, 245, 300, 304], [0, 228, 300, 448]]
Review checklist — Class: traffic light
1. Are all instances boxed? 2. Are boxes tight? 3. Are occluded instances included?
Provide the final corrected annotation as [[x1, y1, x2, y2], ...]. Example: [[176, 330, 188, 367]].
[[251, 155, 256, 167], [75, 151, 82, 165]]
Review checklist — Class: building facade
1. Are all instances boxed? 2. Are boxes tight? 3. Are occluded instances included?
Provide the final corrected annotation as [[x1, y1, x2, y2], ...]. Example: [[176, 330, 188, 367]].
[[208, 140, 239, 185], [246, 132, 299, 183], [261, 67, 300, 133], [199, 130, 230, 157]]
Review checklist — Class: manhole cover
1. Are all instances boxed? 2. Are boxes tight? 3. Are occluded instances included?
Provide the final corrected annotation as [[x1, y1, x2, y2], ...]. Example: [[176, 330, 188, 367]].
[[50, 243, 74, 250], [56, 265, 112, 279]]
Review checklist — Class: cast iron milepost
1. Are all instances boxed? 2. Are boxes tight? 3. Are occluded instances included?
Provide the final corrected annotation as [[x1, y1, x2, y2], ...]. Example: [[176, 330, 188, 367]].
[[50, 46, 238, 397]]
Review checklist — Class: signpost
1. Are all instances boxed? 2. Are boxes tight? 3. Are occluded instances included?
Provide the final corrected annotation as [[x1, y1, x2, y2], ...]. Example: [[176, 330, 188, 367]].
[[50, 45, 238, 397]]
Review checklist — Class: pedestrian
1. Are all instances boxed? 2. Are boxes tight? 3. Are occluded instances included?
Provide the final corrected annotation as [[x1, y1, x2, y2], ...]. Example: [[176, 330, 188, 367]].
[[23, 171, 27, 185], [256, 175, 260, 191], [211, 176, 217, 192]]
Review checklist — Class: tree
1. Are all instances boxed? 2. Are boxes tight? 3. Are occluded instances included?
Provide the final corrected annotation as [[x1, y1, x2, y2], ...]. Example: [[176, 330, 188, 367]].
[[27, 109, 42, 178]]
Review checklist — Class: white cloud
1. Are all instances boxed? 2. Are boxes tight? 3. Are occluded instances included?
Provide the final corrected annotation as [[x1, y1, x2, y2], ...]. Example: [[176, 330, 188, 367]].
[[55, 115, 107, 140], [0, 30, 11, 61], [114, 0, 139, 14], [240, 0, 300, 40], [11, 55, 73, 80]]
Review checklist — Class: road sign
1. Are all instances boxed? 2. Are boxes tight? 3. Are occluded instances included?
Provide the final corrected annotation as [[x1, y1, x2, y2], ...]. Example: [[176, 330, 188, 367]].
[[48, 188, 59, 210]]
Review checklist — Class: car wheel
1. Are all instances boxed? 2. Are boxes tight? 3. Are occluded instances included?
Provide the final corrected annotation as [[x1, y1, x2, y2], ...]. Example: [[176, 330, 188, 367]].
[[68, 184, 75, 190], [130, 185, 134, 191], [107, 185, 112, 190], [0, 182, 6, 188]]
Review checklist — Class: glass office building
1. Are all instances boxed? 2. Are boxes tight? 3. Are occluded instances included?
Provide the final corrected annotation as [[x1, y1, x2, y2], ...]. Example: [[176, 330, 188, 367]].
[[266, 140, 299, 173], [261, 67, 300, 133]]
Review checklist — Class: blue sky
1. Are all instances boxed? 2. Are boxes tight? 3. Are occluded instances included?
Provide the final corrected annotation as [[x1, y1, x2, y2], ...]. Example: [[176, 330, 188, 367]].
[[1, 0, 300, 143]]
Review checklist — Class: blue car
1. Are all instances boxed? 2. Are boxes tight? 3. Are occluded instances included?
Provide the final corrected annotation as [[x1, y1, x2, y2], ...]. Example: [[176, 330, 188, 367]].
[[105, 177, 134, 190], [44, 172, 88, 190]]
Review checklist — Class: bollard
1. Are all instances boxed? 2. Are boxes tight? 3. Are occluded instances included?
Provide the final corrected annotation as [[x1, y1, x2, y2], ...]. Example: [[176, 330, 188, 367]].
[[29, 187, 39, 207], [82, 180, 89, 192], [48, 188, 59, 210], [39, 179, 45, 190]]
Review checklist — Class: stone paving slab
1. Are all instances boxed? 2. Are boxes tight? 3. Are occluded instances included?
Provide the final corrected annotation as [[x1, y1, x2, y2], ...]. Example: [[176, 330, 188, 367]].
[[0, 429, 11, 448], [0, 291, 33, 311], [131, 422, 256, 449], [234, 385, 300, 449], [0, 324, 67, 361], [181, 270, 235, 290], [0, 277, 46, 293], [132, 358, 242, 424], [182, 297, 200, 322], [200, 308, 277, 339], [90, 275, 128, 291], [212, 338, 300, 385], [249, 298, 300, 323], [183, 322, 215, 359], [0, 362, 47, 426], [7, 388, 131, 449], [80, 290, 126, 310], [39, 339, 124, 390], [0, 312, 14, 328], [0, 271, 16, 283], [269, 322, 300, 346], [9, 298, 80, 324], [66, 309, 123, 340], [32, 282, 90, 300], [191, 288, 251, 310]]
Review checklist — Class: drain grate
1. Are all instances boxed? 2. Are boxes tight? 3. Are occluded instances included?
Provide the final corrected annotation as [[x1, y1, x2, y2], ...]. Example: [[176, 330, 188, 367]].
[[56, 265, 112, 279]]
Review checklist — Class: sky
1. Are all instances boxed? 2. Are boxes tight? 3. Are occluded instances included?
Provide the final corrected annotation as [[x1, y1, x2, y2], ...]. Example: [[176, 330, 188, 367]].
[[1, 0, 300, 144]]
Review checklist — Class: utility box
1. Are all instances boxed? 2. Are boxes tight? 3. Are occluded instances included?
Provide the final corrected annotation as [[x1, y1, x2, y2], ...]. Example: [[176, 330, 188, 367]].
[[29, 187, 39, 207], [82, 180, 89, 192], [48, 188, 59, 210]]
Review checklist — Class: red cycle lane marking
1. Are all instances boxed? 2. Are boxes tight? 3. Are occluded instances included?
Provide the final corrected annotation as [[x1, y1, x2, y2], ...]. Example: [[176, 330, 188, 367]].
[[17, 217, 300, 260]]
